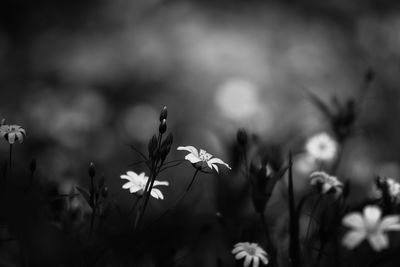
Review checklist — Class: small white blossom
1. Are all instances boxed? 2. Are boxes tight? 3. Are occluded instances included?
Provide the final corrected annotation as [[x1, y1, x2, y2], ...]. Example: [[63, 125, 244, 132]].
[[342, 205, 400, 251], [305, 132, 337, 161], [310, 171, 343, 195], [232, 242, 269, 267], [0, 124, 26, 144], [120, 171, 169, 199], [177, 146, 231, 173]]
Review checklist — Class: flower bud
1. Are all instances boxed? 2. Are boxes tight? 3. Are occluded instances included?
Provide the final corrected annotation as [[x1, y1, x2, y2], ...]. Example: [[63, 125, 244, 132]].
[[159, 119, 167, 134], [88, 162, 96, 178], [148, 135, 158, 158], [30, 158, 37, 173], [236, 128, 248, 146], [159, 106, 168, 121]]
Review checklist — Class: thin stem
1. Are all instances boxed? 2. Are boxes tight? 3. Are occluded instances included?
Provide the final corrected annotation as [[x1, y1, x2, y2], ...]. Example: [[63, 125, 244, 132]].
[[150, 168, 200, 225], [259, 212, 276, 267], [305, 195, 322, 242], [288, 151, 301, 267], [9, 144, 12, 178]]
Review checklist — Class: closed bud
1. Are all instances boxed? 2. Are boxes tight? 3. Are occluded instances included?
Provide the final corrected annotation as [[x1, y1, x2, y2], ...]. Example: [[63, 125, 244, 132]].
[[159, 106, 168, 121], [30, 158, 37, 173], [159, 119, 167, 134], [88, 162, 96, 178], [164, 133, 173, 147], [236, 128, 248, 146], [148, 135, 158, 158]]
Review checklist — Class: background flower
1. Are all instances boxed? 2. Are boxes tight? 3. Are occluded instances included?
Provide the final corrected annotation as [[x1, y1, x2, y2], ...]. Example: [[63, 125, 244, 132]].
[[121, 171, 169, 199]]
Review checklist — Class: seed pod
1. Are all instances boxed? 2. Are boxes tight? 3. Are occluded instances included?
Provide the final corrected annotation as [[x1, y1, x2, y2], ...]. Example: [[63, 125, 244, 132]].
[[88, 162, 96, 178], [159, 106, 168, 121]]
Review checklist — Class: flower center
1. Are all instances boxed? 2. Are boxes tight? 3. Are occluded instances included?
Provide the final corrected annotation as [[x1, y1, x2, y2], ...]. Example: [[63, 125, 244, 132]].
[[199, 149, 212, 161], [245, 245, 257, 256]]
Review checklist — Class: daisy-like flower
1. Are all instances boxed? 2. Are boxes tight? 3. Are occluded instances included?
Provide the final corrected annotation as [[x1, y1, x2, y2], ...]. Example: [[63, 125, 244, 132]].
[[232, 242, 269, 267], [374, 176, 400, 203], [310, 171, 343, 195], [305, 132, 337, 161], [342, 205, 400, 251], [177, 146, 231, 173], [120, 171, 169, 199], [0, 124, 26, 144]]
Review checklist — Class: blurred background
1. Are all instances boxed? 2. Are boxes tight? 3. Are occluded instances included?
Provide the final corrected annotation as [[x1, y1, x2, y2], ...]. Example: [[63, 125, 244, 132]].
[[1, 0, 400, 265]]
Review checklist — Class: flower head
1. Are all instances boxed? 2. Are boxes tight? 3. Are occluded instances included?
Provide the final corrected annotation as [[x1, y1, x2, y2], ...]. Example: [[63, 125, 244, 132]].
[[310, 171, 343, 196], [177, 146, 231, 173], [305, 132, 337, 161], [374, 176, 400, 204], [232, 242, 269, 267], [0, 124, 26, 144], [120, 171, 169, 199], [342, 205, 400, 251]]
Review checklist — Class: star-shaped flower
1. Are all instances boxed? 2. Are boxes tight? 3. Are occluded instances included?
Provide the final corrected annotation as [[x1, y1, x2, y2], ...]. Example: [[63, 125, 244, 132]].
[[232, 242, 269, 267], [305, 132, 337, 161], [342, 205, 400, 251], [0, 124, 26, 144], [177, 146, 231, 173], [120, 171, 169, 199], [310, 171, 343, 196]]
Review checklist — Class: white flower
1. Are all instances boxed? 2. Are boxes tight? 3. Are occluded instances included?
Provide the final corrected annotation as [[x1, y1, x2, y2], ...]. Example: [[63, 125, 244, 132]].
[[374, 177, 400, 203], [177, 146, 231, 173], [305, 132, 337, 161], [0, 124, 26, 144], [310, 171, 343, 195], [120, 171, 169, 199], [232, 242, 269, 267], [342, 205, 400, 251]]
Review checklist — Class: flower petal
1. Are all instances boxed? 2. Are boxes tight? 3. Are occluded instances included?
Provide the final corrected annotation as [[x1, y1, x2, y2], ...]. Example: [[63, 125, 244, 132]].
[[232, 246, 244, 254], [253, 256, 259, 267], [122, 181, 134, 189], [380, 215, 400, 231], [244, 255, 252, 267], [364, 206, 382, 228], [120, 175, 134, 181], [185, 154, 202, 164], [151, 188, 164, 199], [342, 230, 366, 249], [177, 146, 199, 157], [342, 213, 364, 229], [207, 158, 231, 170], [153, 180, 169, 187], [259, 254, 269, 265], [368, 233, 388, 251], [235, 251, 247, 260], [8, 133, 15, 144]]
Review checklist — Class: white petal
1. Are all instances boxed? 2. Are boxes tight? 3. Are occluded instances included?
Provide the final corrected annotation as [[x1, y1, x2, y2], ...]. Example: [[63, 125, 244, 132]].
[[342, 213, 364, 229], [380, 216, 400, 231], [15, 132, 23, 143], [322, 183, 332, 193], [244, 255, 252, 267], [129, 185, 142, 193], [253, 256, 259, 267], [151, 188, 164, 199], [122, 181, 134, 189], [153, 180, 169, 187], [177, 146, 199, 157], [364, 206, 382, 228], [207, 158, 231, 169], [342, 230, 366, 249], [259, 254, 269, 265], [368, 233, 388, 251], [185, 154, 202, 164], [231, 247, 244, 254], [235, 251, 247, 260], [211, 164, 219, 173], [120, 175, 134, 181], [8, 133, 15, 144]]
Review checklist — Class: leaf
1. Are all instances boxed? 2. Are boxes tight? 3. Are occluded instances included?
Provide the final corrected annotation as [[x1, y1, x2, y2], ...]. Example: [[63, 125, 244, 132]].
[[305, 89, 332, 119], [76, 185, 92, 208]]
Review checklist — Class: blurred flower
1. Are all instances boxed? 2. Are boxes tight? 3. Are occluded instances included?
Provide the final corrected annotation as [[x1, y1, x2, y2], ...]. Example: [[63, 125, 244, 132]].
[[342, 205, 400, 251], [305, 132, 337, 161], [232, 242, 269, 267], [310, 171, 343, 195], [177, 146, 231, 173], [0, 124, 26, 144], [120, 171, 169, 199], [374, 176, 400, 204]]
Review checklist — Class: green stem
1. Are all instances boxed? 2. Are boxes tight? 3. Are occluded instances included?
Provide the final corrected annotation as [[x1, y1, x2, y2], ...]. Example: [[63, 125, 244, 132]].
[[9, 144, 12, 178], [305, 195, 322, 242], [259, 212, 276, 267]]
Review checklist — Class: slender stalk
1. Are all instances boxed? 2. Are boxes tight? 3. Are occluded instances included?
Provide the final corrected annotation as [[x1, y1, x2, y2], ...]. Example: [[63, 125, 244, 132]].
[[90, 176, 96, 235], [259, 212, 276, 267], [9, 144, 12, 178], [288, 151, 301, 267], [305, 195, 322, 242]]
